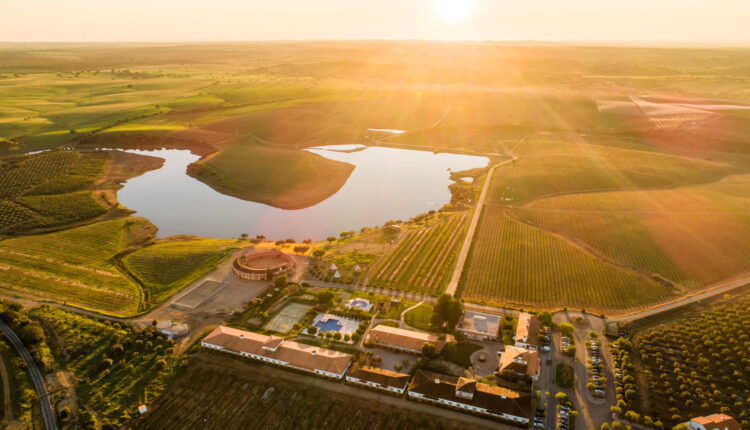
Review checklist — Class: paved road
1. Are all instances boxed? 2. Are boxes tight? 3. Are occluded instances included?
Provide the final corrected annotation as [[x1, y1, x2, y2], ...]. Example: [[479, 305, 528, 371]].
[[0, 320, 58, 430], [0, 351, 13, 422], [607, 273, 750, 323], [445, 153, 518, 296]]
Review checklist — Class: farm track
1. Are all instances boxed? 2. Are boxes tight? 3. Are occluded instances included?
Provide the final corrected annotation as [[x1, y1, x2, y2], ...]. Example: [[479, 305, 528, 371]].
[[446, 145, 519, 296]]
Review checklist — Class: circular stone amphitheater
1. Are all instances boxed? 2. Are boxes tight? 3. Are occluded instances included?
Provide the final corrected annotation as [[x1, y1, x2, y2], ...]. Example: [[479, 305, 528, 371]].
[[233, 250, 295, 281]]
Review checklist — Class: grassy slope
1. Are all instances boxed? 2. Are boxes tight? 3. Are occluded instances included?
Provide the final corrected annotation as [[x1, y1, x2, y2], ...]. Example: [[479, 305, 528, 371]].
[[0, 218, 156, 316], [460, 207, 674, 312], [189, 141, 354, 209], [121, 239, 238, 306]]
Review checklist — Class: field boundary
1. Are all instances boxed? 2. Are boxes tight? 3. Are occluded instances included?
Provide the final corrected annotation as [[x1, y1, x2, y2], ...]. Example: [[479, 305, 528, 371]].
[[446, 148, 519, 296]]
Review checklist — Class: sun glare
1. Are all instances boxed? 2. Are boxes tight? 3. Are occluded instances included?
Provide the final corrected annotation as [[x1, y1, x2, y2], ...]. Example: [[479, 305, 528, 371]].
[[434, 0, 473, 22]]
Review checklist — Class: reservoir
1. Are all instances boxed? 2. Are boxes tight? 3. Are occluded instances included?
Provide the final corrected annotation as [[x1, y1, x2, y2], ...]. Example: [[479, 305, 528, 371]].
[[117, 145, 488, 239]]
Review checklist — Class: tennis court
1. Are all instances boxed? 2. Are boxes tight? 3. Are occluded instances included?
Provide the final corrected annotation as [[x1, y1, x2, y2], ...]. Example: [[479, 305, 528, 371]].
[[264, 302, 312, 333]]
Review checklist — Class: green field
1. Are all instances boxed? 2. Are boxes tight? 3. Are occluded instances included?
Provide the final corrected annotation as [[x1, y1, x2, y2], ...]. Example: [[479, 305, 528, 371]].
[[0, 218, 155, 315], [366, 213, 469, 293], [633, 296, 750, 428], [189, 140, 354, 209], [460, 206, 674, 312], [121, 239, 238, 307]]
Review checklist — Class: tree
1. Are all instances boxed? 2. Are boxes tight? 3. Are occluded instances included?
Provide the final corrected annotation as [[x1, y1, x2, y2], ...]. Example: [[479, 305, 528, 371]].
[[240, 233, 248, 239], [256, 235, 266, 240], [559, 323, 574, 337], [431, 294, 463, 332], [274, 275, 288, 289], [317, 291, 334, 305], [612, 422, 623, 430], [307, 326, 318, 335], [312, 249, 326, 258], [421, 342, 438, 358], [538, 310, 553, 327], [601, 424, 611, 430], [555, 392, 569, 404], [326, 237, 337, 242], [19, 324, 45, 345]]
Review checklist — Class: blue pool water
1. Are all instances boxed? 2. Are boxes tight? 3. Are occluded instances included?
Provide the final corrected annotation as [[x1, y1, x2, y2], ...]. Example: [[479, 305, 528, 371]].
[[315, 319, 343, 332], [349, 299, 370, 309]]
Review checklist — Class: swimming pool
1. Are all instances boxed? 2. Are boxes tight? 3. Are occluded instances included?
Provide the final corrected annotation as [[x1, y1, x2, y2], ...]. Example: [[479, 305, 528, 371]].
[[346, 298, 373, 312], [315, 318, 343, 332]]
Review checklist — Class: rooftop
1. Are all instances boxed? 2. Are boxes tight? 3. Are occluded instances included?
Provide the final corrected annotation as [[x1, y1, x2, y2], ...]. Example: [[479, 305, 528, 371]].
[[347, 364, 410, 389], [691, 414, 741, 430], [367, 325, 444, 352], [408, 370, 531, 419], [458, 311, 501, 336], [498, 346, 540, 378], [203, 326, 352, 375], [514, 313, 540, 347]]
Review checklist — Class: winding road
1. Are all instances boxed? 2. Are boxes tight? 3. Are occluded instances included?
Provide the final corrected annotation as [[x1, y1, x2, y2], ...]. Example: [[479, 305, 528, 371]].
[[0, 320, 58, 430]]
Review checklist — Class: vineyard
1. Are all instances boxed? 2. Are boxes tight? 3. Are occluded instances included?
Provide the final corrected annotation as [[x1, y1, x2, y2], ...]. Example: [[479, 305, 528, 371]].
[[630, 97, 715, 130], [137, 358, 489, 430], [459, 207, 674, 312], [366, 212, 468, 293], [511, 176, 750, 288], [122, 239, 238, 307], [31, 306, 185, 429], [0, 150, 110, 233], [487, 137, 734, 205], [0, 218, 156, 316], [633, 295, 750, 428]]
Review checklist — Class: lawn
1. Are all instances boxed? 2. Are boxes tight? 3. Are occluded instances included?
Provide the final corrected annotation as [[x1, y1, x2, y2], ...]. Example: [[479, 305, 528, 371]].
[[403, 303, 434, 332], [441, 342, 483, 368]]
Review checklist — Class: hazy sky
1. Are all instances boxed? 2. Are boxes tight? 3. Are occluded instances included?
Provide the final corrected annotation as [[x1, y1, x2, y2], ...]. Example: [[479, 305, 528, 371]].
[[2, 0, 749, 44]]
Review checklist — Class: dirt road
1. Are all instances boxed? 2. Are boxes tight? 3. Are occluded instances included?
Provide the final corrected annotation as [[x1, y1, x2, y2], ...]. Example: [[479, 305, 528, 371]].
[[445, 152, 518, 296]]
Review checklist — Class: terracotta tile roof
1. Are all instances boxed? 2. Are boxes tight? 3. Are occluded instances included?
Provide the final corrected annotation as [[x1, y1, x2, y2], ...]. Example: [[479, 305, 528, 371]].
[[498, 346, 540, 378], [346, 364, 410, 389], [514, 313, 540, 347], [203, 326, 351, 375], [408, 370, 531, 419], [691, 414, 741, 430], [367, 325, 444, 352]]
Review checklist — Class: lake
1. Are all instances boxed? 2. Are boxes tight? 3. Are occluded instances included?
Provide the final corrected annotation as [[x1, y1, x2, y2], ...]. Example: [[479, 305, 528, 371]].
[[117, 145, 488, 239]]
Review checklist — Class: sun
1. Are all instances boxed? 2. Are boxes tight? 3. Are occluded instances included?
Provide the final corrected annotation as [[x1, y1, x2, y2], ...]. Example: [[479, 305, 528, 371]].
[[434, 0, 473, 22]]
